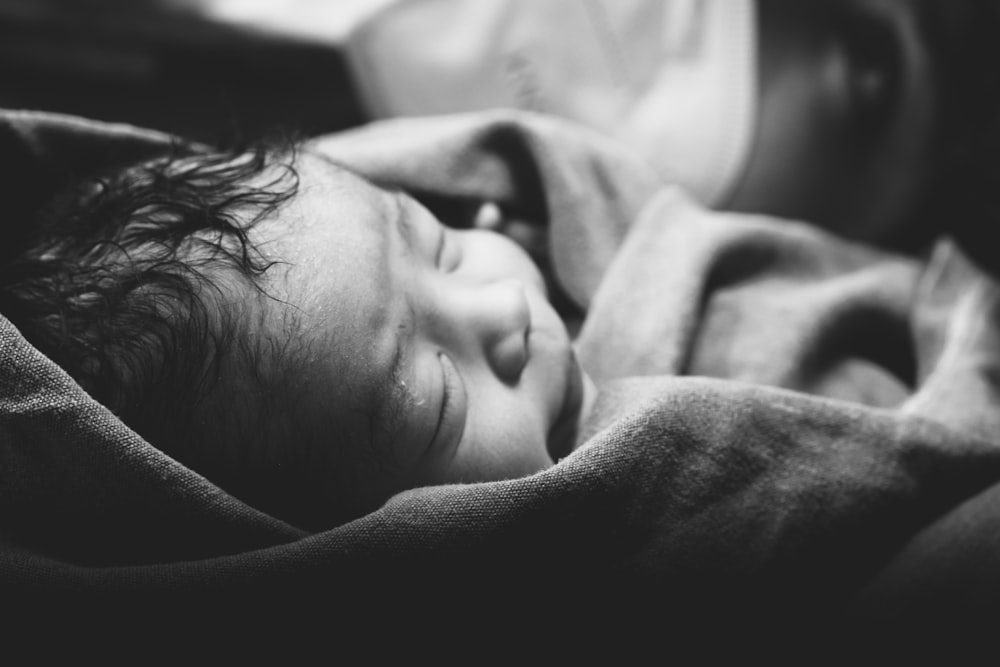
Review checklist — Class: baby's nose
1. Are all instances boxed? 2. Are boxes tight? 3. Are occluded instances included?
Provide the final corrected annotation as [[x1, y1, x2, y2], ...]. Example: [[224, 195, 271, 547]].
[[478, 280, 530, 383]]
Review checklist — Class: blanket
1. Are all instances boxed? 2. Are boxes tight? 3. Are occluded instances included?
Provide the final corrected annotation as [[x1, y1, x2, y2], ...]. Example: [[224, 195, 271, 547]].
[[2, 108, 1000, 650]]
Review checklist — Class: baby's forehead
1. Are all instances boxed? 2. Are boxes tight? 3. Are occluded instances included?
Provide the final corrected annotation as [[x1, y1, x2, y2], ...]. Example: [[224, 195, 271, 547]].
[[295, 150, 375, 196], [251, 152, 389, 242]]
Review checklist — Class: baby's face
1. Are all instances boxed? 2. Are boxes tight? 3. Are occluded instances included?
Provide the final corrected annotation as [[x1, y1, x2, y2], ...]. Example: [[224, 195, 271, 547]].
[[251, 152, 594, 520]]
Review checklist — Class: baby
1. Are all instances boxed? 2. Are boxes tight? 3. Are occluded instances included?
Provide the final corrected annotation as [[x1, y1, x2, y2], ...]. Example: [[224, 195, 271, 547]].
[[0, 142, 596, 529]]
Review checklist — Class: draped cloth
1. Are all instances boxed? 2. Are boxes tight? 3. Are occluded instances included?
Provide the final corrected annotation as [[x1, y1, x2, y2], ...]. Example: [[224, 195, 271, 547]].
[[2, 108, 999, 649]]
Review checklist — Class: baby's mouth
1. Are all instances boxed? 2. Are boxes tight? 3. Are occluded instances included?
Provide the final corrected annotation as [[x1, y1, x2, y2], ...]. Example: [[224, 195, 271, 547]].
[[547, 348, 584, 462]]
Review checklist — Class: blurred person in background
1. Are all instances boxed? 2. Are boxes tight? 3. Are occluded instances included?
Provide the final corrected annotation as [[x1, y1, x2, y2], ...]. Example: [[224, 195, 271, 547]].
[[342, 0, 998, 259], [2, 0, 998, 266]]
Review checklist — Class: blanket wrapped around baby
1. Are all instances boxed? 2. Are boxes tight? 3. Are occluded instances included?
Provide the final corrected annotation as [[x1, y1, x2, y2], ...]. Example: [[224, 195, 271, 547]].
[[2, 107, 1000, 645]]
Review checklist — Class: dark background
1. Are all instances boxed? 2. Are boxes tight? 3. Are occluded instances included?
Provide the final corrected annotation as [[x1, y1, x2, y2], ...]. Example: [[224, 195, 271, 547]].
[[0, 0, 368, 143]]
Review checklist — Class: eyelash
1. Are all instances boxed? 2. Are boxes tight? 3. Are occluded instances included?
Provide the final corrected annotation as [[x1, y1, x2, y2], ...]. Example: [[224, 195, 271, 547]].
[[435, 352, 459, 446]]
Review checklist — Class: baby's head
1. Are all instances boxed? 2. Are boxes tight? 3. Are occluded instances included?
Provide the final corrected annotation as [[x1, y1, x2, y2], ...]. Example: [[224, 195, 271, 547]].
[[1, 144, 594, 528]]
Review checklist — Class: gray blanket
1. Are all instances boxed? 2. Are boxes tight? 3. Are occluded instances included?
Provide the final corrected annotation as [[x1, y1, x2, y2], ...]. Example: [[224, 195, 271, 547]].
[[3, 108, 999, 649]]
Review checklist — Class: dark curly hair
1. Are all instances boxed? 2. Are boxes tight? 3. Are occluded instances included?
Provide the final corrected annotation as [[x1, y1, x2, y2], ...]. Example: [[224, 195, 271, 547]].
[[0, 140, 322, 523]]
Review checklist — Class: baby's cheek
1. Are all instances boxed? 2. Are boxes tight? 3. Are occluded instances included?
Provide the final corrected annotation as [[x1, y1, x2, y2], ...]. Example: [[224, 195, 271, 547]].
[[472, 203, 547, 265], [500, 219, 548, 269], [463, 229, 548, 294], [413, 373, 554, 486], [463, 407, 552, 482]]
